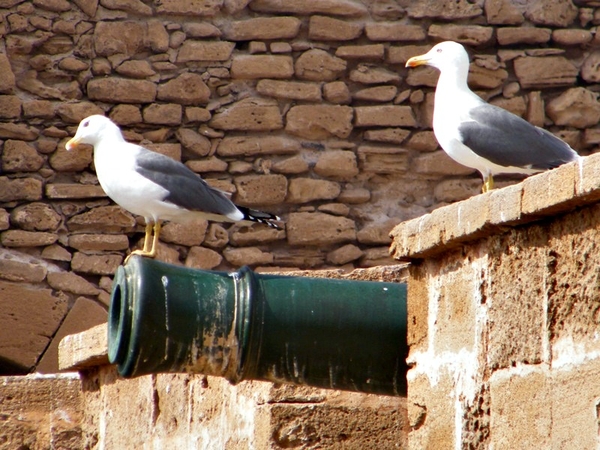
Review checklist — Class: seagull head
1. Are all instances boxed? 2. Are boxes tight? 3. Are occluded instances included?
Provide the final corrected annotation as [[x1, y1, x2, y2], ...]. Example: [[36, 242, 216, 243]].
[[66, 115, 120, 150], [405, 41, 470, 73]]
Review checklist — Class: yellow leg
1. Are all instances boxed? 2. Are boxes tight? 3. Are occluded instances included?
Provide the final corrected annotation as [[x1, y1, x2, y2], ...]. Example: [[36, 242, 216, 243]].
[[482, 174, 494, 193], [124, 221, 160, 264]]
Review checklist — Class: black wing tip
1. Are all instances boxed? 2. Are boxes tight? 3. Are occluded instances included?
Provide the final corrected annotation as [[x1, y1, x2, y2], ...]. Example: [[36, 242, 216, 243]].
[[238, 207, 283, 230]]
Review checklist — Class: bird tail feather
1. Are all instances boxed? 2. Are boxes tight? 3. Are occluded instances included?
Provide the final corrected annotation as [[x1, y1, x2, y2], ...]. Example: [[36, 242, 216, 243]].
[[237, 206, 282, 230]]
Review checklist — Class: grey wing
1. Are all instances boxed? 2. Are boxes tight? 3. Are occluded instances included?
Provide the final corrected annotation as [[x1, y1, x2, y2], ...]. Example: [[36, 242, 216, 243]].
[[134, 148, 241, 217], [459, 104, 579, 170]]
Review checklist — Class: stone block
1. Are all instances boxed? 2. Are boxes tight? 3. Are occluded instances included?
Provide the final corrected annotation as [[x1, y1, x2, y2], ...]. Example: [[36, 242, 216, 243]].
[[56, 102, 104, 124], [272, 155, 309, 174], [314, 150, 359, 179], [203, 223, 229, 248], [1, 230, 57, 247], [0, 123, 38, 140], [364, 128, 411, 145], [286, 212, 356, 246], [484, 0, 525, 24], [406, 263, 429, 350], [231, 55, 294, 79], [2, 140, 43, 172], [0, 53, 16, 93], [335, 44, 384, 60], [47, 271, 100, 296], [71, 252, 123, 275], [388, 44, 438, 65], [357, 220, 397, 245], [50, 142, 92, 171], [349, 65, 400, 84], [0, 95, 22, 119], [157, 73, 210, 105], [177, 40, 235, 63], [186, 157, 228, 173], [88, 78, 157, 104], [295, 49, 347, 81], [222, 17, 300, 40], [185, 246, 223, 270], [223, 247, 273, 266], [285, 105, 353, 139], [337, 187, 370, 204], [143, 103, 182, 126], [110, 104, 142, 125], [581, 51, 600, 83], [93, 21, 146, 56], [524, 0, 577, 27], [353, 85, 397, 102], [0, 177, 42, 202], [286, 178, 341, 203], [210, 98, 283, 131], [521, 163, 577, 217], [217, 136, 300, 157], [405, 130, 438, 151], [546, 87, 600, 129], [407, 0, 482, 19], [497, 27, 551, 45], [365, 23, 426, 41], [250, 0, 368, 16], [156, 0, 223, 15], [322, 81, 351, 104], [354, 105, 416, 127], [234, 174, 288, 206], [256, 80, 322, 101], [68, 234, 130, 252], [67, 206, 136, 233], [0, 281, 67, 370], [412, 151, 477, 176], [175, 128, 211, 157], [489, 183, 522, 226], [45, 183, 106, 199], [160, 220, 208, 246], [357, 145, 410, 174], [230, 227, 285, 246], [489, 367, 551, 448], [428, 24, 494, 46], [514, 56, 578, 89], [23, 100, 54, 119], [183, 22, 222, 37], [433, 179, 481, 203], [308, 15, 363, 41], [326, 244, 363, 265], [37, 296, 107, 373], [469, 64, 509, 90]]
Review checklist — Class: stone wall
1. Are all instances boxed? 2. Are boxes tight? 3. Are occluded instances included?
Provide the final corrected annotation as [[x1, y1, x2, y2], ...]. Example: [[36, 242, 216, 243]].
[[390, 153, 600, 449]]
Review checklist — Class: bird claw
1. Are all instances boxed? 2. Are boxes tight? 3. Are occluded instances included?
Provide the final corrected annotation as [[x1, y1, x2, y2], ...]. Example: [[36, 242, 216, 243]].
[[124, 250, 156, 265]]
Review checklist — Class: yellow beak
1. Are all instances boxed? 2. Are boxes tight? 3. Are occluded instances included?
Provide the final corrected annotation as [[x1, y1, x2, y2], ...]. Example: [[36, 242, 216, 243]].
[[405, 55, 430, 68], [65, 137, 80, 151]]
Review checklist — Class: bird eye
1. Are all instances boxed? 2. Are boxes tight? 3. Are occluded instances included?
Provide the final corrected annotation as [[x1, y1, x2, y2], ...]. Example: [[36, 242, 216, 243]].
[[82, 120, 89, 128], [436, 48, 443, 53]]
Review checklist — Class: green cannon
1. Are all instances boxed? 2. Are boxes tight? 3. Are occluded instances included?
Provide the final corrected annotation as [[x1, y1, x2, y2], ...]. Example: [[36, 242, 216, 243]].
[[108, 256, 408, 396]]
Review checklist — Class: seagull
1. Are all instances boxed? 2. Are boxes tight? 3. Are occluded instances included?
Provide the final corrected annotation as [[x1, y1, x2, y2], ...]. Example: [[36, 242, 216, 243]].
[[405, 41, 580, 192], [66, 115, 281, 262]]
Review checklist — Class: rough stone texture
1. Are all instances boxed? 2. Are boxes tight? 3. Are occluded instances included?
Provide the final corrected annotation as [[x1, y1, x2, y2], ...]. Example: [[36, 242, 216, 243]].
[[295, 49, 347, 81], [210, 98, 283, 131], [286, 178, 341, 203], [285, 105, 353, 139], [222, 17, 301, 40], [231, 55, 294, 79], [287, 212, 356, 246], [514, 56, 578, 89], [546, 87, 600, 128], [308, 15, 363, 41]]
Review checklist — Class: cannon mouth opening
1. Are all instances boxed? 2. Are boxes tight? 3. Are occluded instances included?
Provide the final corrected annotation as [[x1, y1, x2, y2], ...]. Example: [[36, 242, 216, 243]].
[[108, 267, 131, 368]]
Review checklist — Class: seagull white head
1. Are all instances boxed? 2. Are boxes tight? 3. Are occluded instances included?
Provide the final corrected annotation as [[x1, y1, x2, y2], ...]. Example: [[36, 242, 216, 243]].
[[66, 115, 121, 150], [405, 41, 470, 73]]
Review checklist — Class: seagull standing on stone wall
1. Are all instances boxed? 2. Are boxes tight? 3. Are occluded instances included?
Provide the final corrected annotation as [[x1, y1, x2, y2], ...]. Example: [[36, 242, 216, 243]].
[[405, 41, 580, 193], [66, 115, 281, 263]]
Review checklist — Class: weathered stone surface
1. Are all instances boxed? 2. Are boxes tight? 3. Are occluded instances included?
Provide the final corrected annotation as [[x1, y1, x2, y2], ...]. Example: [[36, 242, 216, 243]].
[[357, 146, 410, 173], [156, 0, 223, 15], [230, 227, 285, 246], [210, 98, 283, 131], [223, 247, 273, 266], [354, 105, 416, 127], [0, 177, 43, 202], [94, 21, 146, 56], [0, 54, 16, 93], [68, 234, 130, 251], [468, 64, 509, 90], [56, 102, 104, 124], [231, 55, 294, 79], [365, 23, 425, 41], [295, 49, 347, 81], [514, 56, 578, 89], [234, 174, 288, 206], [552, 29, 592, 46], [335, 44, 384, 60], [0, 209, 9, 231], [353, 85, 397, 102], [337, 187, 371, 204], [42, 244, 72, 262], [0, 281, 67, 370], [357, 220, 397, 245], [203, 223, 229, 248], [101, 0, 152, 15], [256, 80, 322, 101], [326, 243, 363, 265], [47, 271, 100, 296], [45, 183, 106, 199], [157, 73, 210, 105], [143, 103, 182, 126], [2, 140, 44, 172], [11, 203, 61, 231], [71, 252, 123, 275], [272, 155, 310, 174], [185, 246, 223, 269], [222, 17, 301, 40], [581, 51, 600, 83], [250, 0, 368, 17], [484, 0, 525, 24], [177, 41, 235, 62], [412, 151, 477, 176], [286, 178, 341, 203], [49, 144, 92, 172], [323, 81, 351, 104], [364, 128, 411, 144], [88, 78, 157, 104], [175, 128, 211, 157], [428, 24, 494, 46], [525, 0, 578, 27], [497, 27, 551, 45], [186, 156, 228, 173], [546, 88, 600, 129], [0, 122, 38, 140], [1, 230, 57, 247], [314, 150, 359, 179], [67, 206, 136, 233], [161, 220, 208, 246], [0, 95, 22, 119], [285, 105, 353, 139], [287, 212, 356, 246], [349, 65, 400, 84], [308, 15, 363, 41], [218, 136, 300, 157], [407, 0, 482, 19]]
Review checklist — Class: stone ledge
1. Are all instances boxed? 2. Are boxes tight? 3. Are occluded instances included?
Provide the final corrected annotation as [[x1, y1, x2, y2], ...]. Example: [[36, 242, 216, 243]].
[[390, 152, 600, 261]]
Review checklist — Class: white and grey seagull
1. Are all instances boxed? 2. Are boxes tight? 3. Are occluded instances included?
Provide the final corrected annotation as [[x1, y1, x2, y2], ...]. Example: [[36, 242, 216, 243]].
[[66, 115, 281, 263], [406, 41, 580, 193]]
